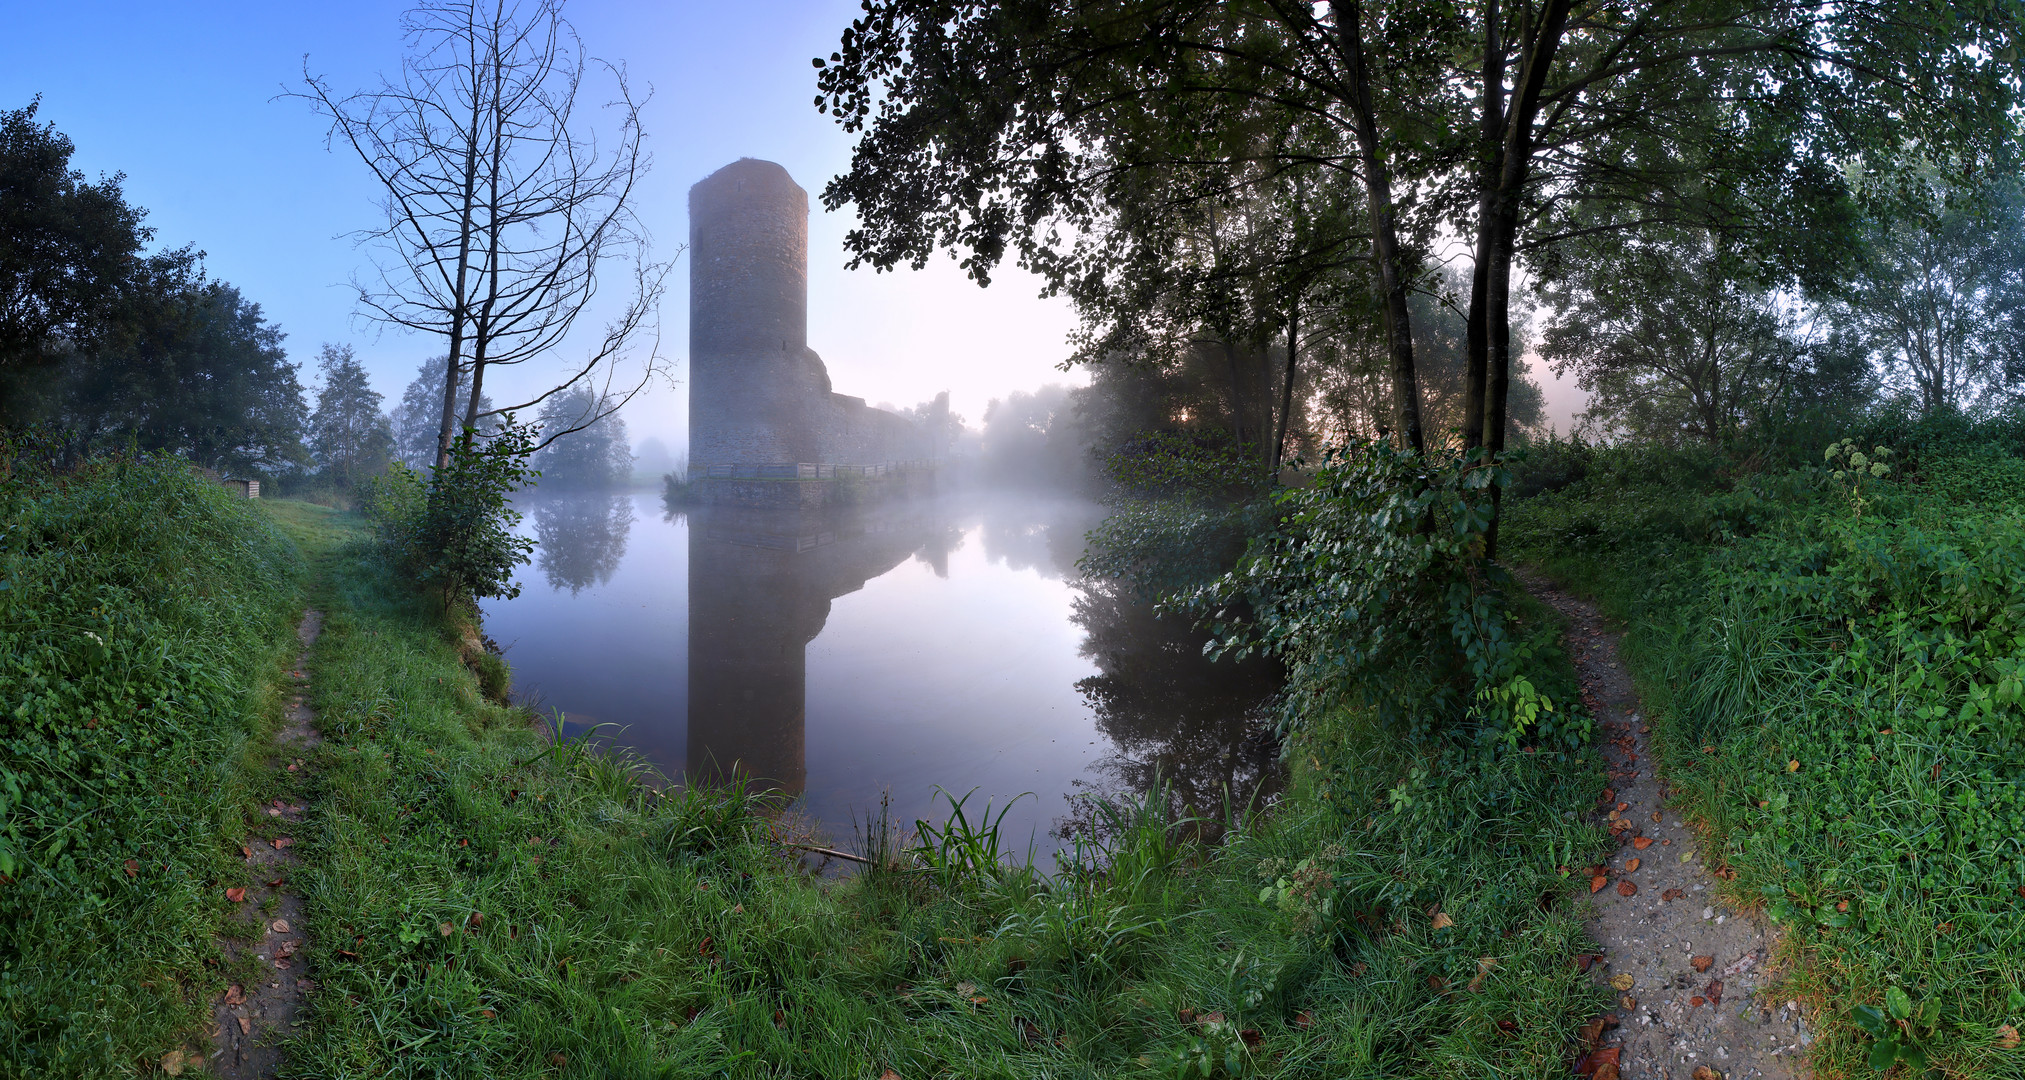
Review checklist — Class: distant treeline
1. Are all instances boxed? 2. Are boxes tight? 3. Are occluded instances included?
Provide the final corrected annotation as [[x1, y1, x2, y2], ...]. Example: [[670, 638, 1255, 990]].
[[0, 100, 634, 493]]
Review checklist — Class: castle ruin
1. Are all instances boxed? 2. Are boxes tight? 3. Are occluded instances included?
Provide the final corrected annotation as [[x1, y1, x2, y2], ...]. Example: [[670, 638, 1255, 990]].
[[688, 158, 932, 505]]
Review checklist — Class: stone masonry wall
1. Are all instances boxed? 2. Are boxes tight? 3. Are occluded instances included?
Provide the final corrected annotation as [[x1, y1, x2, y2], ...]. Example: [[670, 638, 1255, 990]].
[[689, 158, 926, 470]]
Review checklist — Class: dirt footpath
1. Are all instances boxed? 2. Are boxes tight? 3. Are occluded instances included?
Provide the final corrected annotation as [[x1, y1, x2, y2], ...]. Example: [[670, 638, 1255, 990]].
[[208, 609, 321, 1078], [1520, 574, 1815, 1080]]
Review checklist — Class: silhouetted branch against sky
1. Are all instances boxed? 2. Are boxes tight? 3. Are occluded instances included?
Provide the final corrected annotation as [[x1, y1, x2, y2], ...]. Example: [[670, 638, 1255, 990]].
[[293, 0, 668, 470]]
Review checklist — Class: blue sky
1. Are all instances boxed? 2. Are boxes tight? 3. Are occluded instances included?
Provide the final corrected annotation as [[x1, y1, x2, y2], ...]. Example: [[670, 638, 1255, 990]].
[[0, 0, 1091, 446], [2, 1, 1582, 447]]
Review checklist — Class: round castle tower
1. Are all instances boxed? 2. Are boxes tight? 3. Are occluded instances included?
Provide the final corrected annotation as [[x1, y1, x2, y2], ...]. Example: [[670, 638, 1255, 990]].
[[688, 158, 829, 468]]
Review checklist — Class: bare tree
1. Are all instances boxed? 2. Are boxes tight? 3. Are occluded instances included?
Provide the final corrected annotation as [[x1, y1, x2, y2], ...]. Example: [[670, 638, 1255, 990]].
[[297, 0, 667, 471]]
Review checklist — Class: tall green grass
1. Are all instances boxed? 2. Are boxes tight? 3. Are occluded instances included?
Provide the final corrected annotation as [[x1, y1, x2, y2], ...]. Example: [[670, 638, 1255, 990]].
[[0, 455, 302, 1076], [271, 500, 1611, 1078], [1505, 440, 2025, 1078]]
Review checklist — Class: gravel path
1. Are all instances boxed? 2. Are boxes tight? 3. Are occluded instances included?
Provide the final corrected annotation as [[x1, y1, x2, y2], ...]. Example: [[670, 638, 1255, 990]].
[[1519, 575, 1815, 1080], [209, 609, 321, 1078]]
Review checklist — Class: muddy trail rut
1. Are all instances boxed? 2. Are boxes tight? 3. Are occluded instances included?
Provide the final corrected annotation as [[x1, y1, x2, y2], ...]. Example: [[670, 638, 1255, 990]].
[[1520, 575, 1816, 1080], [207, 609, 321, 1078]]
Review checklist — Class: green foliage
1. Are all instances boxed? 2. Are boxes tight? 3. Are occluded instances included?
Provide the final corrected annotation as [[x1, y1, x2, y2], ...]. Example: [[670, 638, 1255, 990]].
[[1187, 442, 1585, 753], [1503, 433, 2025, 1077], [1105, 430, 1274, 502], [358, 459, 427, 552], [306, 342, 394, 492], [529, 386, 632, 488], [401, 419, 539, 607], [1821, 436, 1893, 517], [1850, 986, 1942, 1076], [1081, 500, 1265, 601], [0, 98, 148, 380], [267, 495, 1611, 1077], [0, 453, 299, 1074]]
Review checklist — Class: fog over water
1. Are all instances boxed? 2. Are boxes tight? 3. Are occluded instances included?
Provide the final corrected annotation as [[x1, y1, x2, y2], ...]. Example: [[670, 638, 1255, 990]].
[[481, 487, 1281, 857]]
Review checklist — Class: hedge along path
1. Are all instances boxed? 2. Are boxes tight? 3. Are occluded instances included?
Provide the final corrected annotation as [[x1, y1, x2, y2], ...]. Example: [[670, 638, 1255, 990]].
[[1520, 574, 1815, 1080], [207, 609, 322, 1078]]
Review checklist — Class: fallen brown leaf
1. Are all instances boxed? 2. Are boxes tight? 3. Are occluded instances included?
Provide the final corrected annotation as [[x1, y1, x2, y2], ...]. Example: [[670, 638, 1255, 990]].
[[1466, 956, 1496, 992], [1691, 955, 1714, 973], [1616, 880, 1637, 897], [1650, 811, 1662, 823], [1591, 875, 1609, 894], [548, 1052, 567, 1067], [225, 887, 246, 903], [271, 919, 289, 933], [1610, 973, 1634, 991], [123, 858, 139, 878], [1431, 911, 1455, 930], [1632, 837, 1653, 850], [1239, 1028, 1264, 1047], [272, 837, 293, 850], [223, 984, 245, 1006], [1996, 1023, 2020, 1050], [1625, 858, 1641, 872], [1690, 996, 1706, 1007], [880, 1071, 902, 1080], [1705, 980, 1723, 1005], [159, 1049, 188, 1076], [1661, 888, 1685, 902], [236, 1016, 250, 1034], [439, 922, 455, 937], [1294, 1010, 1315, 1030], [1692, 1067, 1723, 1080]]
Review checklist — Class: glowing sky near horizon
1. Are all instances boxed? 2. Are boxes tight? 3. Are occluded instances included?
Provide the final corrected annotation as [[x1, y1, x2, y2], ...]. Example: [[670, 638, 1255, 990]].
[[0, 1, 1584, 446]]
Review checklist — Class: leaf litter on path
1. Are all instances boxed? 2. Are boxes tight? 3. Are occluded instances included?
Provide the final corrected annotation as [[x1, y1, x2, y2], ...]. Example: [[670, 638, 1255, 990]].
[[1515, 574, 1810, 1079]]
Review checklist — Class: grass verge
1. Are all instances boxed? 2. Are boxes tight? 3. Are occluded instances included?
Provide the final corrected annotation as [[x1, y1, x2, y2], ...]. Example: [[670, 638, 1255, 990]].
[[0, 455, 304, 1077], [1506, 440, 2025, 1077], [264, 496, 1611, 1078]]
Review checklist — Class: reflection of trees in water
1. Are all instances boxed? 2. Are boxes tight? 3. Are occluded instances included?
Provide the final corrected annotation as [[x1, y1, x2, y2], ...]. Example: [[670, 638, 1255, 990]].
[[1057, 577, 1282, 844], [978, 499, 1103, 579], [534, 493, 634, 594]]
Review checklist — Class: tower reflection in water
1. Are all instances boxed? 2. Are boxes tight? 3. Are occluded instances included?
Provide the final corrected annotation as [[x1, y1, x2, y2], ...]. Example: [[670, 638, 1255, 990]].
[[684, 504, 930, 795]]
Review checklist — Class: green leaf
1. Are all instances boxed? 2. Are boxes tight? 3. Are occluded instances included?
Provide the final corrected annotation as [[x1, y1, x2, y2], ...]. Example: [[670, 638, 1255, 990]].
[[1887, 986, 1912, 1019], [1851, 1004, 1890, 1037], [1868, 1037, 1900, 1072]]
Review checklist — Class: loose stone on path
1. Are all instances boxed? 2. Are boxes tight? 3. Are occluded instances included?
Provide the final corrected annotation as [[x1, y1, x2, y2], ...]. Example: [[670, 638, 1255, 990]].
[[1519, 575, 1812, 1080]]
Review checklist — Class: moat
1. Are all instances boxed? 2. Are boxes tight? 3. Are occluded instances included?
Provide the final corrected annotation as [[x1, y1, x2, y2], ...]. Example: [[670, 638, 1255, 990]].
[[480, 488, 1282, 855]]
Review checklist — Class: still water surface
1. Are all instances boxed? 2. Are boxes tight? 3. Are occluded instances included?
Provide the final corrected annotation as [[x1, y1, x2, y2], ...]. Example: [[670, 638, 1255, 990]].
[[481, 488, 1279, 855]]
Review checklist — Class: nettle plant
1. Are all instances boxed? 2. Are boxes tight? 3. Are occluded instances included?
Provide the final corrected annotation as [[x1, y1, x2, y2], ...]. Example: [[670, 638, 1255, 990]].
[[1824, 438, 1893, 518]]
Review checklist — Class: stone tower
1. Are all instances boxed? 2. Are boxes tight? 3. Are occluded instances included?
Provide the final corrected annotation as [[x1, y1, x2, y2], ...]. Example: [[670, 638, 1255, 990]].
[[688, 158, 931, 483], [689, 158, 830, 468]]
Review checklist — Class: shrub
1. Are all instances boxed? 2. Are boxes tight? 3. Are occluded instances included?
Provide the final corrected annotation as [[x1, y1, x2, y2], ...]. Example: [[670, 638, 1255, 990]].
[[379, 420, 539, 608], [1184, 442, 1585, 754]]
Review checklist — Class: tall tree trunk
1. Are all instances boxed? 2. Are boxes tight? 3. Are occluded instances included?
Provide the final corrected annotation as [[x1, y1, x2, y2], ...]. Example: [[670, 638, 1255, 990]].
[[466, 34, 507, 434], [1464, 0, 1504, 452], [1480, 0, 1574, 559], [1274, 300, 1300, 473], [434, 30, 487, 473], [1334, 0, 1424, 454]]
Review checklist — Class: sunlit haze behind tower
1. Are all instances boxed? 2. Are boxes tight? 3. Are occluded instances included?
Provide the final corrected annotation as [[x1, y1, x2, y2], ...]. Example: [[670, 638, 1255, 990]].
[[0, 0, 1586, 445]]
